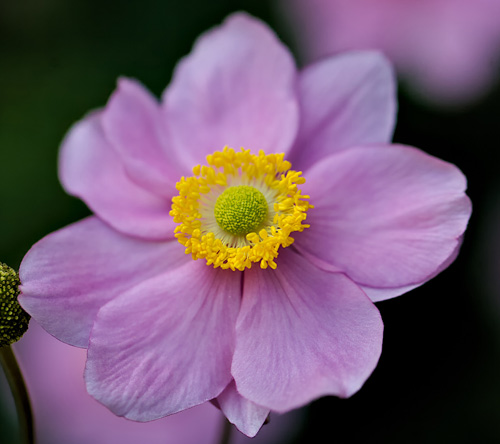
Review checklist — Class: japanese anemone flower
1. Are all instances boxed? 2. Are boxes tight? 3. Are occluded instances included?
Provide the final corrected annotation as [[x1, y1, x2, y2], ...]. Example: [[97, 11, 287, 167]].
[[281, 0, 500, 105], [18, 13, 471, 438]]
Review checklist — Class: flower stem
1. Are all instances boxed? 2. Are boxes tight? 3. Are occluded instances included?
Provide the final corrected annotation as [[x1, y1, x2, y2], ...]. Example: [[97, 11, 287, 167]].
[[0, 345, 34, 444], [219, 417, 233, 444]]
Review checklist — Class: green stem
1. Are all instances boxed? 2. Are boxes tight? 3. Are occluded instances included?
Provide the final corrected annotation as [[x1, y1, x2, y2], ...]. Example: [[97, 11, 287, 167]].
[[219, 417, 233, 444], [0, 346, 34, 444]]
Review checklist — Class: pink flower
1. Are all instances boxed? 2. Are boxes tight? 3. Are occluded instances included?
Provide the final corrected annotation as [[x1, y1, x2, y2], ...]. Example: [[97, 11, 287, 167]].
[[18, 13, 471, 438], [4, 321, 303, 444], [282, 0, 500, 105]]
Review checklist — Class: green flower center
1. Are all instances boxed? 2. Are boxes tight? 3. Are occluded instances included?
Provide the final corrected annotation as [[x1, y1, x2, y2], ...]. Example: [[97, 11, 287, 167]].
[[214, 185, 268, 236]]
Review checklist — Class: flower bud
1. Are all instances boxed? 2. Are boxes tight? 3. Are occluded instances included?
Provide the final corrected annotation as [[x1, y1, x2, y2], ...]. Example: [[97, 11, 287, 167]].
[[1, 263, 30, 347]]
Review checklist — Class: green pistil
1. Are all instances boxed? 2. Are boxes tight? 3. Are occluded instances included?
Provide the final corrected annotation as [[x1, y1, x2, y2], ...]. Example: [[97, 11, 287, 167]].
[[214, 185, 268, 236], [1, 263, 30, 347]]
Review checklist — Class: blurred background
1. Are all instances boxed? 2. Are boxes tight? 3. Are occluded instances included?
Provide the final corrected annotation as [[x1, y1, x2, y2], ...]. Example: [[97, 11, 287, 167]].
[[1, 0, 500, 442]]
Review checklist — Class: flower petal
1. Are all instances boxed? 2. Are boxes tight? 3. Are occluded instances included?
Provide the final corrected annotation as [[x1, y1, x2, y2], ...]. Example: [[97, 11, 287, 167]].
[[18, 217, 186, 347], [13, 321, 224, 444], [289, 51, 396, 171], [232, 249, 383, 412], [85, 262, 241, 420], [298, 145, 472, 288], [163, 13, 299, 168], [360, 238, 463, 302], [59, 111, 174, 240], [360, 283, 420, 303], [101, 77, 181, 197], [217, 380, 270, 438]]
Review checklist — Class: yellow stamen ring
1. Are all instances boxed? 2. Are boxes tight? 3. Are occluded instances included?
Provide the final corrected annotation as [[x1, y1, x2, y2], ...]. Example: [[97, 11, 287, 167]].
[[170, 147, 313, 271]]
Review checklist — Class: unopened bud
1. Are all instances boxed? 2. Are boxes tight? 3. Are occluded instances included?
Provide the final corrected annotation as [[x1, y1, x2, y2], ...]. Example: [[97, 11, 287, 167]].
[[0, 263, 30, 347]]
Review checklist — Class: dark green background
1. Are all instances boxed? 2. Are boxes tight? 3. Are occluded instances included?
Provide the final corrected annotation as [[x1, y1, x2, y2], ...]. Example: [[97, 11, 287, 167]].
[[1, 1, 500, 443]]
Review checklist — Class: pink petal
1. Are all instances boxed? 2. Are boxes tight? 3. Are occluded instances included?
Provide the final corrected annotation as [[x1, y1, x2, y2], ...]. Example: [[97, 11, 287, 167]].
[[297, 145, 472, 289], [217, 380, 270, 438], [360, 283, 420, 303], [18, 217, 186, 347], [361, 239, 463, 302], [231, 249, 383, 412], [13, 321, 223, 444], [163, 13, 299, 168], [59, 111, 175, 240], [85, 262, 241, 420], [232, 409, 307, 444], [101, 78, 182, 197], [289, 51, 396, 172]]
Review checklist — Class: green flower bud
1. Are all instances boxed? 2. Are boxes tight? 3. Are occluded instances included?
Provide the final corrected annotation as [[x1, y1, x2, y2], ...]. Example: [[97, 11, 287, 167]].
[[1, 263, 30, 347]]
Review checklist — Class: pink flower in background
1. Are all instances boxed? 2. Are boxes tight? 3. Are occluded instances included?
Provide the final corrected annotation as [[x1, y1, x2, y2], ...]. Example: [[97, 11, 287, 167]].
[[0, 321, 303, 444], [18, 12, 471, 438], [282, 0, 500, 105]]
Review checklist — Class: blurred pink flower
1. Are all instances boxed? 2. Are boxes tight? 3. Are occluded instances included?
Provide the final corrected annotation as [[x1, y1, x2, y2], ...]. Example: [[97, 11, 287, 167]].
[[282, 0, 500, 105], [1, 321, 303, 444], [18, 12, 471, 438]]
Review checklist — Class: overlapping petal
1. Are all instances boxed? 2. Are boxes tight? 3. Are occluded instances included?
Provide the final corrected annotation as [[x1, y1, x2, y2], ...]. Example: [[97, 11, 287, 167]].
[[19, 217, 186, 347], [163, 13, 299, 168], [85, 262, 241, 420], [101, 77, 182, 196], [231, 249, 383, 412], [12, 322, 224, 444], [298, 145, 472, 289], [289, 51, 396, 172], [361, 240, 463, 302], [217, 381, 270, 437], [59, 111, 174, 240]]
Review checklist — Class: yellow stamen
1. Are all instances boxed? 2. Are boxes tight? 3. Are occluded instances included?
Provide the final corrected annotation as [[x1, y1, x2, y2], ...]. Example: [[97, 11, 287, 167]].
[[170, 147, 313, 271]]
